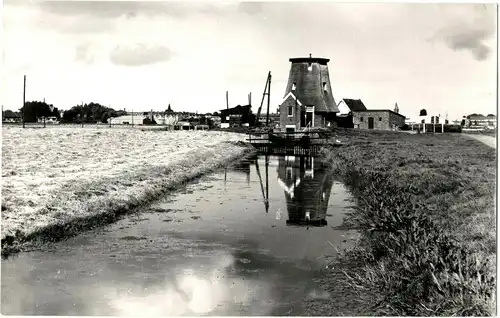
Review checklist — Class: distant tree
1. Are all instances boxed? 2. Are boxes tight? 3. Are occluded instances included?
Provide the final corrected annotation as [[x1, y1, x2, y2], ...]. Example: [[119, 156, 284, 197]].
[[19, 101, 60, 122], [143, 117, 157, 125], [61, 103, 125, 123], [419, 109, 427, 116], [487, 114, 495, 117], [212, 111, 220, 116]]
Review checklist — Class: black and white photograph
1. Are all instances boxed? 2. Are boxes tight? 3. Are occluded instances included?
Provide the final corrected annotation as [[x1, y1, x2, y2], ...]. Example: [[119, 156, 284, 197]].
[[1, 1, 497, 316]]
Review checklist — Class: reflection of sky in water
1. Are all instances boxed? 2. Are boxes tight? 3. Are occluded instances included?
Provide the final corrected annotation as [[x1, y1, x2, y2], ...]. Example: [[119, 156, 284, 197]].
[[102, 251, 270, 316], [1, 155, 356, 316]]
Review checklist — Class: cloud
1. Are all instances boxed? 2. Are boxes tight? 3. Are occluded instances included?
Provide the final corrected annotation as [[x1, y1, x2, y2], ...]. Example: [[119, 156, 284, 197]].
[[434, 4, 496, 61], [35, 1, 235, 19], [238, 2, 263, 15], [74, 43, 95, 65], [109, 44, 174, 67], [439, 27, 493, 61]]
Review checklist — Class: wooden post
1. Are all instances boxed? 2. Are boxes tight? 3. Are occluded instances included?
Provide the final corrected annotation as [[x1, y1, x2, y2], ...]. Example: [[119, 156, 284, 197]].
[[22, 75, 26, 128], [226, 91, 229, 110], [266, 73, 271, 126], [43, 116, 46, 128]]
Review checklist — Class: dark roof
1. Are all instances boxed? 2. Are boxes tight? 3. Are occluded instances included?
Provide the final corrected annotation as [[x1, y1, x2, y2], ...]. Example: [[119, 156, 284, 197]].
[[352, 109, 406, 118], [289, 57, 330, 65], [220, 104, 252, 114], [3, 110, 21, 118], [343, 99, 367, 111]]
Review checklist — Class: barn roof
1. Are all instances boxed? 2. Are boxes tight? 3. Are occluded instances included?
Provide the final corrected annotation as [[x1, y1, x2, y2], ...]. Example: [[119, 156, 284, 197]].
[[343, 99, 367, 111], [220, 105, 252, 114]]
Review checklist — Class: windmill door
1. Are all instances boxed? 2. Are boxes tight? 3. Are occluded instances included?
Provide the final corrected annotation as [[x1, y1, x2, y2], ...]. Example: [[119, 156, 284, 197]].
[[306, 112, 313, 127], [368, 117, 374, 129]]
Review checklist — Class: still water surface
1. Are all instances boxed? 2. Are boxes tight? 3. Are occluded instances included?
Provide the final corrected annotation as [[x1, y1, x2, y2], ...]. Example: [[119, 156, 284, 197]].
[[2, 155, 358, 316]]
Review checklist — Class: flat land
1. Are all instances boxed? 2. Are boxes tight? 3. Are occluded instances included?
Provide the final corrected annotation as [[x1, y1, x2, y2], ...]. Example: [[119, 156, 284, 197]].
[[316, 129, 496, 316], [1, 127, 250, 252]]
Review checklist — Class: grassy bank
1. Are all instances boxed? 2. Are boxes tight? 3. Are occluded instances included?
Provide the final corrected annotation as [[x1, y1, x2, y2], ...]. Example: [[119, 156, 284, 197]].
[[2, 127, 254, 256], [317, 129, 496, 316]]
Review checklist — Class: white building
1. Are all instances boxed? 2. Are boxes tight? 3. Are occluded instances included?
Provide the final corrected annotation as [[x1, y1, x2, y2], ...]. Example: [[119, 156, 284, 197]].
[[108, 112, 179, 125], [108, 115, 145, 125]]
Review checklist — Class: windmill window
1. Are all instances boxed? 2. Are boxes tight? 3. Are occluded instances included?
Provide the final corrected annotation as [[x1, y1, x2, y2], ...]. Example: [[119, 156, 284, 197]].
[[379, 117, 382, 121], [288, 105, 293, 117], [323, 82, 327, 91], [360, 117, 364, 122], [292, 82, 296, 91]]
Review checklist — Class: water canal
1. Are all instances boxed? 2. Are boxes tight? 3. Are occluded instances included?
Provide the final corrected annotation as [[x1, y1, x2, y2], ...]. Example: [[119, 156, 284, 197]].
[[2, 154, 359, 316]]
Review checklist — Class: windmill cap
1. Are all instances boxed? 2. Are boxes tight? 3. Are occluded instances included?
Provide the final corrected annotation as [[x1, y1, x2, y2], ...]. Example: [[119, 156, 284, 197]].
[[289, 57, 330, 65]]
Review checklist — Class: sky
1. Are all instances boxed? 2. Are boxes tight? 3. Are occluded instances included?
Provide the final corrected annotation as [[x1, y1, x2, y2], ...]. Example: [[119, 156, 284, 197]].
[[1, 1, 497, 120]]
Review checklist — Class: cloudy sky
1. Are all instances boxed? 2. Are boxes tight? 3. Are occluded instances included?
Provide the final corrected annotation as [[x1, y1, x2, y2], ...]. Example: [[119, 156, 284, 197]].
[[2, 1, 497, 120]]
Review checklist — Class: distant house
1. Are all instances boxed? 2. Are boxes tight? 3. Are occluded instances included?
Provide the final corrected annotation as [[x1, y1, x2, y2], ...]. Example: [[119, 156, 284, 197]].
[[467, 114, 496, 129], [2, 110, 22, 123], [220, 105, 253, 128], [352, 110, 406, 130], [173, 121, 195, 130], [37, 116, 59, 124], [108, 113, 145, 125]]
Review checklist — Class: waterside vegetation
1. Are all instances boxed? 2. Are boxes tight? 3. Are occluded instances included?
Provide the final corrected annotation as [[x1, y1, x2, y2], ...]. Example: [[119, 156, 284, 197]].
[[317, 129, 496, 316]]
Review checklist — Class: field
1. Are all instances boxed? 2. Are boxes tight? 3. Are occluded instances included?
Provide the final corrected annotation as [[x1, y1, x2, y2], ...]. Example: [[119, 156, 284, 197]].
[[311, 129, 496, 316], [1, 126, 251, 254]]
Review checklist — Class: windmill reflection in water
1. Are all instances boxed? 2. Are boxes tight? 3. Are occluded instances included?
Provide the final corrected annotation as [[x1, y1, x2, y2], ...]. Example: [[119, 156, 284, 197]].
[[254, 155, 333, 229]]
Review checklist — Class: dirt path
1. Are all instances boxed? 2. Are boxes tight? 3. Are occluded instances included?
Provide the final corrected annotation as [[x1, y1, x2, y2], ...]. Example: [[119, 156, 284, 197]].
[[464, 134, 496, 149]]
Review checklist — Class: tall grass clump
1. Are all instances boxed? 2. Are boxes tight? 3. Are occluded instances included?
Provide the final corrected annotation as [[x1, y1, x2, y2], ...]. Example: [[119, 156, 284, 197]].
[[319, 131, 496, 316]]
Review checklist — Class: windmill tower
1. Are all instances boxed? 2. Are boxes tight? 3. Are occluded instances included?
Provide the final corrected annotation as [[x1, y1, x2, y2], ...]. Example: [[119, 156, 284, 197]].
[[279, 53, 339, 131]]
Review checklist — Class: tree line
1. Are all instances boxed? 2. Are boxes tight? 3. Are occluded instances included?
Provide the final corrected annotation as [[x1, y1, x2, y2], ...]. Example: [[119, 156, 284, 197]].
[[4, 101, 224, 125], [6, 101, 128, 123]]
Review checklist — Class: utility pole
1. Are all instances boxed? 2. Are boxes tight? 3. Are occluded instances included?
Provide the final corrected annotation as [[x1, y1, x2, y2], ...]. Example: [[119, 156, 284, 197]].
[[81, 101, 84, 128], [22, 75, 26, 128], [226, 91, 229, 110]]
